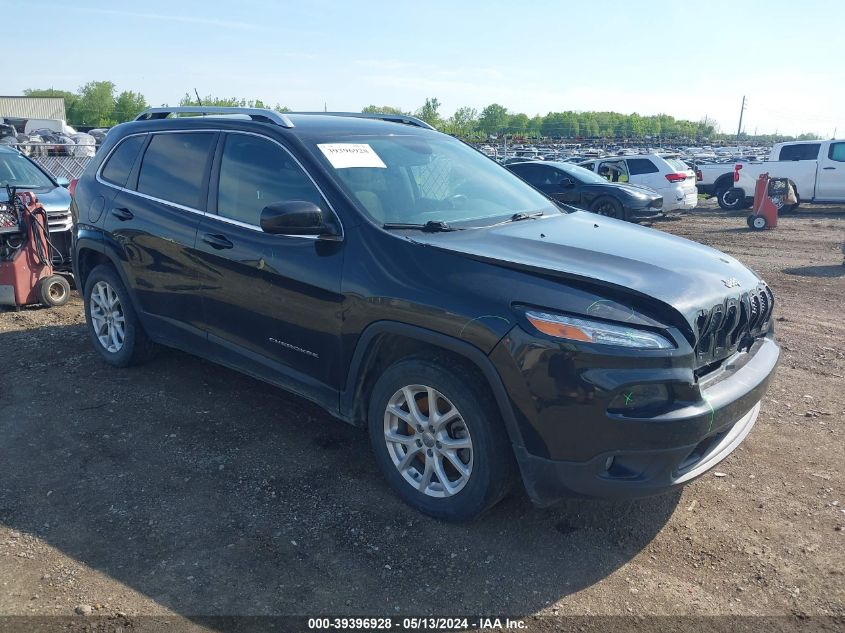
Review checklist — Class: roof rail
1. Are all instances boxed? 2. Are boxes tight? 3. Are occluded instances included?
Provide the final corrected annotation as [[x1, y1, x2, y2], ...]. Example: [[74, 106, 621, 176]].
[[290, 111, 436, 130], [134, 106, 294, 128], [133, 107, 435, 131]]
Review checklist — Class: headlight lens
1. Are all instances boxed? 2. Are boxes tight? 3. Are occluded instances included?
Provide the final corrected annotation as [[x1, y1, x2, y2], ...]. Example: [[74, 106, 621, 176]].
[[525, 311, 674, 349]]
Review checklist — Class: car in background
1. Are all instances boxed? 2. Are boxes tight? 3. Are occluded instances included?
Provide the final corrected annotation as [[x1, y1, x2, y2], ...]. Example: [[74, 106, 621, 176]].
[[0, 145, 73, 270], [507, 160, 663, 221], [578, 154, 697, 211]]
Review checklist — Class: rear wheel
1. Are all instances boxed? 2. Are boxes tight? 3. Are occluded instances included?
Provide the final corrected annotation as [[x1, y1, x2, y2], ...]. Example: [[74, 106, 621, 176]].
[[590, 196, 625, 220], [717, 187, 744, 210], [367, 358, 515, 521], [83, 265, 155, 367]]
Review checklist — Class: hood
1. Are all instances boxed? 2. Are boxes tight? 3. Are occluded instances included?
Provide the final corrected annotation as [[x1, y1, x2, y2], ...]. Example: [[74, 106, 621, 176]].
[[408, 211, 763, 329], [32, 186, 71, 214]]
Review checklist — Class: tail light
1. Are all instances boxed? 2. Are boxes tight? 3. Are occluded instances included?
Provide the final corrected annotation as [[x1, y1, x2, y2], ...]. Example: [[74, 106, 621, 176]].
[[665, 172, 688, 183], [695, 169, 703, 181], [68, 178, 78, 196], [733, 164, 742, 183]]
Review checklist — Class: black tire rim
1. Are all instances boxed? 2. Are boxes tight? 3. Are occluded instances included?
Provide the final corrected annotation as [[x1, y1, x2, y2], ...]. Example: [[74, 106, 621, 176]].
[[720, 189, 741, 208], [594, 200, 621, 218]]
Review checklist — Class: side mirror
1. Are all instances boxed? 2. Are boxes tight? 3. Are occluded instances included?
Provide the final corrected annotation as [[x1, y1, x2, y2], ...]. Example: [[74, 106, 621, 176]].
[[559, 177, 575, 188], [56, 176, 70, 188], [260, 200, 337, 238]]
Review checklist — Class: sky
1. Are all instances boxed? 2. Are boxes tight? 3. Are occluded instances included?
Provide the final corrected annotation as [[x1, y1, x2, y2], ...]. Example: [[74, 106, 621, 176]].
[[5, 0, 844, 137]]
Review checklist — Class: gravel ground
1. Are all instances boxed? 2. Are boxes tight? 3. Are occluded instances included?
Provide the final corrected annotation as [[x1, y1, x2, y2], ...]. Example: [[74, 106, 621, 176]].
[[0, 200, 842, 631]]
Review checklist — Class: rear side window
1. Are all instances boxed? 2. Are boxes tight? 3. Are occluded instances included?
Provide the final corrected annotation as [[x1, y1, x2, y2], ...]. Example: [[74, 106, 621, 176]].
[[778, 144, 820, 161], [100, 135, 145, 187], [664, 158, 691, 171], [627, 158, 659, 175], [137, 132, 216, 208], [828, 142, 845, 162], [217, 134, 324, 226]]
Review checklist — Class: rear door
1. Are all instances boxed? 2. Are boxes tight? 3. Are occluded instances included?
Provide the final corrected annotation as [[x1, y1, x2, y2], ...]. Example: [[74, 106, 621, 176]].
[[195, 132, 345, 404], [625, 157, 661, 190], [816, 141, 845, 201], [102, 130, 217, 345]]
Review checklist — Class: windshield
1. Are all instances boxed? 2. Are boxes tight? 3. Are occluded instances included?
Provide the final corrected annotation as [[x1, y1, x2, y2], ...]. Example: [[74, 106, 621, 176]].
[[310, 135, 558, 227], [553, 162, 610, 185], [0, 151, 54, 189]]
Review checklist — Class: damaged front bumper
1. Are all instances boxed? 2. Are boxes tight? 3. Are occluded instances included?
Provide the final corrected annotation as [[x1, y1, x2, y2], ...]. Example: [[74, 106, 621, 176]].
[[491, 327, 779, 505]]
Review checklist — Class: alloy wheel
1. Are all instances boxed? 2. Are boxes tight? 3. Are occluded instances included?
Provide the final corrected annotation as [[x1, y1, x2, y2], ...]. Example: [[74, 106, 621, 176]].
[[89, 280, 126, 353], [383, 384, 474, 498]]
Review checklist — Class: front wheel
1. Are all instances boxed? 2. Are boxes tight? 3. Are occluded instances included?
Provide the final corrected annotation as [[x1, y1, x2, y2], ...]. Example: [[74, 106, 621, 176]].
[[590, 196, 625, 220], [750, 215, 767, 230], [367, 358, 515, 521]]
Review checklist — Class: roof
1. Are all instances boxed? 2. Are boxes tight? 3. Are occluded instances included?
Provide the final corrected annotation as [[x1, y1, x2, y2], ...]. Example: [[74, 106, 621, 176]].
[[0, 96, 66, 120]]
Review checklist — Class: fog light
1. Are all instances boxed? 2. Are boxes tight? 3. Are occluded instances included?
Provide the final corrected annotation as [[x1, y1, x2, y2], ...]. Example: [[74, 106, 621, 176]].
[[608, 384, 670, 413]]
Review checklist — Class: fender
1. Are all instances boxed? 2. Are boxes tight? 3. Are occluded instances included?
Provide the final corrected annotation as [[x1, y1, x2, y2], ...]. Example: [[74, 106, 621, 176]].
[[340, 320, 526, 451], [74, 226, 147, 325]]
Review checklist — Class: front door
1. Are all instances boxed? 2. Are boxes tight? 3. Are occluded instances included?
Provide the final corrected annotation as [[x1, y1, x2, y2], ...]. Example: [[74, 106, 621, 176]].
[[195, 132, 345, 405], [816, 141, 845, 201]]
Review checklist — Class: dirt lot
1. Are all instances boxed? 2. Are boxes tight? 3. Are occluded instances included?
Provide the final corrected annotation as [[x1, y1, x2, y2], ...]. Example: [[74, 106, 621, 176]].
[[0, 201, 843, 631]]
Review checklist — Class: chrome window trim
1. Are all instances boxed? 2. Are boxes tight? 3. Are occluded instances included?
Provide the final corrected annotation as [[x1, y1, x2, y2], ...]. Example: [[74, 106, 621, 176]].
[[94, 129, 343, 240]]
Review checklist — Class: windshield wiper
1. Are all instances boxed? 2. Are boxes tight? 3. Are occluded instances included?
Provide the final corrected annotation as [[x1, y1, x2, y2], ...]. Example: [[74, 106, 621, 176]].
[[508, 211, 545, 222], [382, 220, 459, 232]]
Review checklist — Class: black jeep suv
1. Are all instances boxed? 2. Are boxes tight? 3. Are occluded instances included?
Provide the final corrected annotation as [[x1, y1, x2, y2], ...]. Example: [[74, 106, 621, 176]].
[[71, 107, 779, 520]]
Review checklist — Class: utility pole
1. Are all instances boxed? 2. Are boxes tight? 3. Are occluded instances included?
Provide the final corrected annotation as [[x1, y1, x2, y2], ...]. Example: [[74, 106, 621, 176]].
[[736, 95, 746, 142]]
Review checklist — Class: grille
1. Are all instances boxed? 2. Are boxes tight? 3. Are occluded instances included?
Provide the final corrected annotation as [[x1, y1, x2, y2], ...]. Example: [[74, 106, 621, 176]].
[[694, 284, 773, 370]]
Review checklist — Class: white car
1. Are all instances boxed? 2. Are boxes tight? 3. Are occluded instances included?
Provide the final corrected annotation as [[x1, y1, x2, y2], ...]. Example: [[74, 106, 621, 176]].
[[578, 154, 697, 211]]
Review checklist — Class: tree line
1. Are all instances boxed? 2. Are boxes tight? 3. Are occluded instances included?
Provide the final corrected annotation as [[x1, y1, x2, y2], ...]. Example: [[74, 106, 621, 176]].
[[21, 82, 819, 141]]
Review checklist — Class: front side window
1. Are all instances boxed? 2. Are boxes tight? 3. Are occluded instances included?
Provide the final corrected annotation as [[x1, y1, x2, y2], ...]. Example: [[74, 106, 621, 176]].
[[101, 135, 145, 187], [137, 132, 216, 208], [828, 142, 845, 162], [779, 143, 820, 161], [217, 134, 325, 226], [309, 134, 558, 226]]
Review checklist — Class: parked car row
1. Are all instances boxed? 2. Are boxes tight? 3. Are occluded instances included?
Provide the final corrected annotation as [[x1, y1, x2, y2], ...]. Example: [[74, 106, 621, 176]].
[[67, 107, 779, 520]]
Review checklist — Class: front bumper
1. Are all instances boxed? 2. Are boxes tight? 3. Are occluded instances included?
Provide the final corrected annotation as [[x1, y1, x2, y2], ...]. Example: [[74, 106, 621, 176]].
[[491, 327, 779, 506]]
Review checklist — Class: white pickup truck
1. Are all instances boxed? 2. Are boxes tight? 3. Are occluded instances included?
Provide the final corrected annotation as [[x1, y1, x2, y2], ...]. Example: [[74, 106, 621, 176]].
[[699, 140, 845, 210]]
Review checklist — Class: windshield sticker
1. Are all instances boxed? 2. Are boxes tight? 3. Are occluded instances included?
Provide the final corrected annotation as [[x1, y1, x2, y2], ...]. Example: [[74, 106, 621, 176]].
[[318, 143, 387, 169]]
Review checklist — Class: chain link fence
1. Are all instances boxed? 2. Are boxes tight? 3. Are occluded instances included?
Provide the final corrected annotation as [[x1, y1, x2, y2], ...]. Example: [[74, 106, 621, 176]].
[[11, 144, 96, 180]]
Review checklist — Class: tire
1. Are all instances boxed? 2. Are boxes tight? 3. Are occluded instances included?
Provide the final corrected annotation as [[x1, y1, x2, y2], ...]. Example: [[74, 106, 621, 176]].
[[590, 196, 625, 220], [37, 274, 70, 307], [746, 214, 755, 228], [751, 215, 767, 231], [717, 187, 744, 210], [83, 264, 155, 367], [367, 358, 515, 521]]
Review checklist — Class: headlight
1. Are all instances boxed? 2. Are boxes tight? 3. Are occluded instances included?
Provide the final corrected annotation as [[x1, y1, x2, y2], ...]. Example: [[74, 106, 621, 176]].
[[525, 311, 674, 349]]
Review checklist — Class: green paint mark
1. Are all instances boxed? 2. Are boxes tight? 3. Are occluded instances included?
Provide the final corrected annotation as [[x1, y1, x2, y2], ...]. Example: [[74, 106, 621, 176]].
[[703, 394, 716, 433], [586, 299, 612, 313], [623, 392, 633, 405]]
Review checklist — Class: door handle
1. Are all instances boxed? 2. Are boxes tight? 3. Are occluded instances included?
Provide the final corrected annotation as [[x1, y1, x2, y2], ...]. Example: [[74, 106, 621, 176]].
[[822, 166, 836, 170], [111, 207, 134, 221], [201, 233, 234, 250]]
